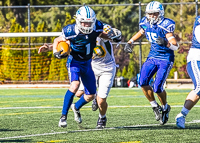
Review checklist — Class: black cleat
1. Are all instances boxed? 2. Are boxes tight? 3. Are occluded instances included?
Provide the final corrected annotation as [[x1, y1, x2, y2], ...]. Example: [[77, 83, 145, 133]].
[[161, 104, 171, 125], [152, 104, 162, 121], [92, 96, 98, 111], [96, 117, 107, 129]]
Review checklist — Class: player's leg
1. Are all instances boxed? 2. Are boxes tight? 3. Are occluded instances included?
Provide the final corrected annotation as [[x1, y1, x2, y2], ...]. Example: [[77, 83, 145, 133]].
[[71, 60, 96, 123], [176, 61, 200, 128], [75, 79, 84, 98], [59, 56, 80, 127], [139, 58, 162, 121], [96, 67, 116, 129], [154, 60, 173, 125], [92, 73, 99, 111]]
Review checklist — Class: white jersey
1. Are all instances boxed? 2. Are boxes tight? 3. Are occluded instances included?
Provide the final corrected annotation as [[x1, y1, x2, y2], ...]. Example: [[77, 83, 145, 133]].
[[187, 16, 200, 62], [78, 37, 116, 98], [92, 37, 116, 71]]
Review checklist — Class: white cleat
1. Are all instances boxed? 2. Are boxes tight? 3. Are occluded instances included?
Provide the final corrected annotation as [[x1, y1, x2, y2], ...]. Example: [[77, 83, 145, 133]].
[[175, 113, 186, 129], [58, 115, 67, 128], [71, 104, 82, 124]]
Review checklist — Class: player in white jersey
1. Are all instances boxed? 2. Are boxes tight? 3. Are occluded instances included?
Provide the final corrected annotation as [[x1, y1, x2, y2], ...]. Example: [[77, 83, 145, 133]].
[[76, 25, 117, 128], [175, 15, 200, 129]]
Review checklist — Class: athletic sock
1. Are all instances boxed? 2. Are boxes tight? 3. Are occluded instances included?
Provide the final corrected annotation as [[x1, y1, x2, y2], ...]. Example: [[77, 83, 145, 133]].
[[75, 95, 88, 110], [150, 100, 158, 107], [181, 106, 190, 116], [99, 114, 106, 119], [62, 90, 75, 115], [162, 103, 168, 111]]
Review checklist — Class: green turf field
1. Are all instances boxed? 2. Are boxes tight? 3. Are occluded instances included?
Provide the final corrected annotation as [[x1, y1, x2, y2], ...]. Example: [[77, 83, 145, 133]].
[[0, 88, 200, 143]]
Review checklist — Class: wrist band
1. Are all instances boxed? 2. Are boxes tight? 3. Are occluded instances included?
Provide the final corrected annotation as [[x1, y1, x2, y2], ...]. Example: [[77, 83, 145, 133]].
[[129, 39, 134, 44]]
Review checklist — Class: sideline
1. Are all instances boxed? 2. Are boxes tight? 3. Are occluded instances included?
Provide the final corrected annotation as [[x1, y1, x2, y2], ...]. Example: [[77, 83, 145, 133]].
[[0, 84, 70, 88]]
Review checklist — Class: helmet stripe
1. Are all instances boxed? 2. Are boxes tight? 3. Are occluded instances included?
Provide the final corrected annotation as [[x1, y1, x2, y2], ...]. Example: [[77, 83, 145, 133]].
[[150, 1, 155, 10], [85, 6, 90, 18]]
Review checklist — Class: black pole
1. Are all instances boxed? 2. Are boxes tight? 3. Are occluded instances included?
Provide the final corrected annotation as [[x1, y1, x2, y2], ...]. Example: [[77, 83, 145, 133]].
[[139, 2, 142, 71]]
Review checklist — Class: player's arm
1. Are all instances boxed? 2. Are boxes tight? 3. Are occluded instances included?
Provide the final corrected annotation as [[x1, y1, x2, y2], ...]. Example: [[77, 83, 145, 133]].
[[162, 32, 179, 50], [38, 43, 53, 54], [99, 28, 122, 42], [124, 29, 145, 53], [53, 36, 70, 59]]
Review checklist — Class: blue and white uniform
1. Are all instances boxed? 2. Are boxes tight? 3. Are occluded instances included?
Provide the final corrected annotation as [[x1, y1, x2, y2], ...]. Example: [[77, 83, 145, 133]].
[[62, 20, 104, 95], [139, 17, 175, 93], [187, 16, 200, 95]]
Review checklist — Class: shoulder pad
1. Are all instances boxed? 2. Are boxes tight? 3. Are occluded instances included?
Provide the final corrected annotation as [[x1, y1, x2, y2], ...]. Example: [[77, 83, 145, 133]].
[[195, 16, 200, 25], [158, 18, 176, 33], [62, 24, 76, 39], [95, 20, 104, 33], [139, 17, 148, 30]]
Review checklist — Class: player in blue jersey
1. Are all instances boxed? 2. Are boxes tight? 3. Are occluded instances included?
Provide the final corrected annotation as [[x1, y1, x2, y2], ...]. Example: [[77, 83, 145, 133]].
[[124, 1, 179, 125], [38, 6, 121, 128], [175, 16, 200, 129]]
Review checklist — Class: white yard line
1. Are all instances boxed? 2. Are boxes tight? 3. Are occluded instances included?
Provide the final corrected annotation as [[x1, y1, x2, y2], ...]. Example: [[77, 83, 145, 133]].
[[1, 105, 200, 110], [1, 120, 200, 140]]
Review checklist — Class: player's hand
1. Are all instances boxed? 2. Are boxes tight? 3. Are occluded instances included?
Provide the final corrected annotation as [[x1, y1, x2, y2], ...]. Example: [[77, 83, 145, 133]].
[[108, 28, 122, 42], [38, 43, 52, 54], [53, 49, 68, 59], [156, 37, 167, 46], [124, 43, 132, 53], [113, 36, 122, 42]]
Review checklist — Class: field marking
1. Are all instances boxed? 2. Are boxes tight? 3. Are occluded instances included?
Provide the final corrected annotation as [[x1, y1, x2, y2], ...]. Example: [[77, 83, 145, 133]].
[[1, 120, 200, 140], [2, 105, 200, 110]]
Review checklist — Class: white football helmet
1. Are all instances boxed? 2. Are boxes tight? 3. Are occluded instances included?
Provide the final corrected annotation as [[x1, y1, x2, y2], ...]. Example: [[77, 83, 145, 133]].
[[145, 1, 164, 25], [75, 6, 96, 34]]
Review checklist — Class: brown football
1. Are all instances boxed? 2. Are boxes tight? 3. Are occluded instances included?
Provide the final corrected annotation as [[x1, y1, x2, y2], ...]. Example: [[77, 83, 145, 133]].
[[56, 41, 70, 55]]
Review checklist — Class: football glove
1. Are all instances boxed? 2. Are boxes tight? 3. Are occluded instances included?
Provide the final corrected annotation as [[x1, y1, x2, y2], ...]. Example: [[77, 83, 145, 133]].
[[124, 43, 132, 53], [54, 49, 68, 59], [156, 37, 168, 46], [108, 28, 122, 42]]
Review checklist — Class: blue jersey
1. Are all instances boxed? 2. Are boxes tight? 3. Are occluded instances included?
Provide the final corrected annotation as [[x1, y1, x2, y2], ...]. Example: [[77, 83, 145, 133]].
[[62, 20, 104, 61], [191, 16, 200, 49], [139, 17, 176, 62]]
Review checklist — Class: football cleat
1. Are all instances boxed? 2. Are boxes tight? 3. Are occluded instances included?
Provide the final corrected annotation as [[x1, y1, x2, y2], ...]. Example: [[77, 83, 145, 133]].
[[92, 96, 98, 111], [96, 117, 107, 129], [58, 115, 67, 128], [152, 104, 162, 121], [175, 113, 186, 129], [71, 103, 82, 124], [160, 104, 171, 125]]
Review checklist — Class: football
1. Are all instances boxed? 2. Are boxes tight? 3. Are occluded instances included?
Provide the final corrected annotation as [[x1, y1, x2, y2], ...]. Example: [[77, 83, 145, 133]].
[[56, 41, 70, 55]]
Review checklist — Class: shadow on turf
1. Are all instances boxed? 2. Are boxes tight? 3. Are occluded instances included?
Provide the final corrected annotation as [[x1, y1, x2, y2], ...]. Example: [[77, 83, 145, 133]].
[[0, 139, 32, 142], [0, 129, 22, 132], [77, 124, 200, 131]]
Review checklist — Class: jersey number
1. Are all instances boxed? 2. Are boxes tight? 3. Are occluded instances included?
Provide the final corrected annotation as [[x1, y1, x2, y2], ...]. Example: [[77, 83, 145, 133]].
[[146, 32, 157, 43], [86, 43, 90, 55]]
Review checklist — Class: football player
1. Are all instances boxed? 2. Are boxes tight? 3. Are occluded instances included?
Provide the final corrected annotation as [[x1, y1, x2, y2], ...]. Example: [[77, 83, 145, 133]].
[[124, 1, 179, 125], [38, 6, 121, 128], [175, 15, 200, 129], [75, 26, 117, 128]]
